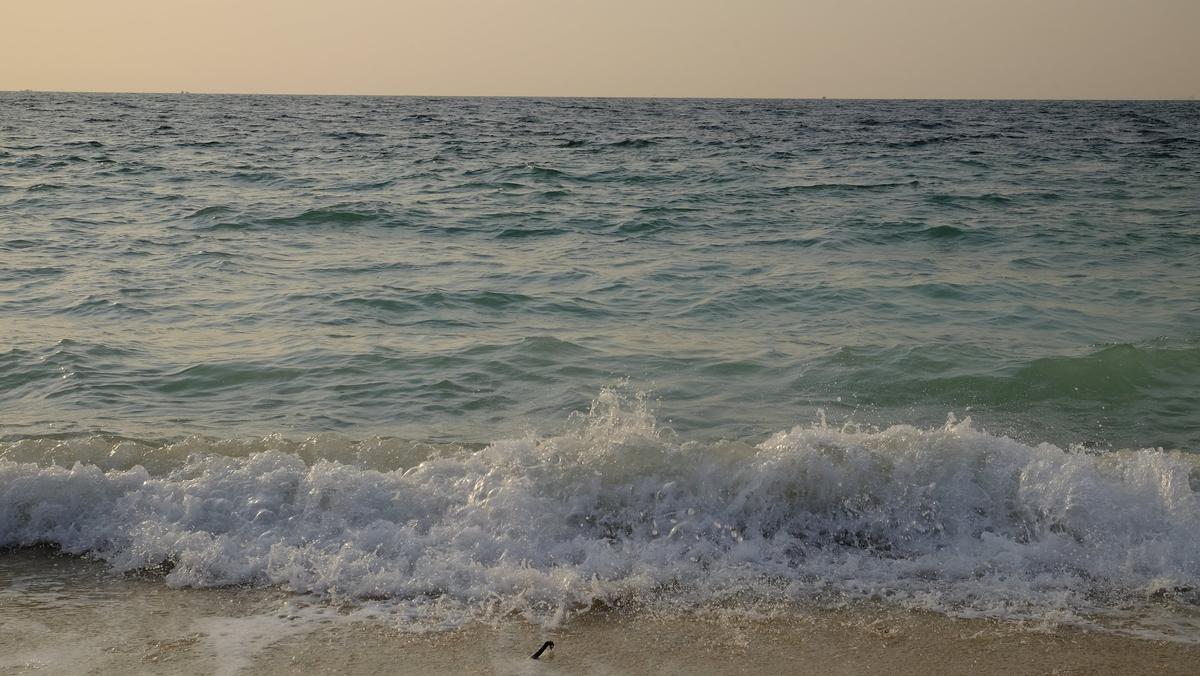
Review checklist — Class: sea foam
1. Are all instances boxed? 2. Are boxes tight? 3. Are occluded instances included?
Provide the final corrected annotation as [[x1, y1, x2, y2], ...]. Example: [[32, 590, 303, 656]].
[[2, 389, 1198, 629]]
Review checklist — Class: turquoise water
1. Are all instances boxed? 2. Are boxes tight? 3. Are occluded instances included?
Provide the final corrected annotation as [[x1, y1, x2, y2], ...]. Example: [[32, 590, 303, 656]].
[[2, 94, 1197, 448], [2, 94, 1199, 633]]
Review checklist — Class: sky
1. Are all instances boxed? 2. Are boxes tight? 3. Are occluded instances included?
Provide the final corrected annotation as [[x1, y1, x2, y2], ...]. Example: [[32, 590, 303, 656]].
[[3, 0, 1198, 99]]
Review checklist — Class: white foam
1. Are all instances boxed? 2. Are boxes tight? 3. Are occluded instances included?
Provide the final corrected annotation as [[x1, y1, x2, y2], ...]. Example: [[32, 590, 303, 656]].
[[2, 389, 1198, 635]]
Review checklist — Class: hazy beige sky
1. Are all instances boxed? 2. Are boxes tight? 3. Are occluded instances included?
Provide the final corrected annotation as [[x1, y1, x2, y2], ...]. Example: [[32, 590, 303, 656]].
[[4, 0, 1198, 99]]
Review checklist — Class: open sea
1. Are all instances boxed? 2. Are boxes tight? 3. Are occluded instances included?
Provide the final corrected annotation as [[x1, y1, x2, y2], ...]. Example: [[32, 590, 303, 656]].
[[2, 93, 1199, 665]]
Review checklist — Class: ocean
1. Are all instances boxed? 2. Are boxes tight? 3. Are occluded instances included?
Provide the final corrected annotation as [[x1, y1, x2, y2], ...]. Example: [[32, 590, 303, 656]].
[[2, 93, 1199, 670]]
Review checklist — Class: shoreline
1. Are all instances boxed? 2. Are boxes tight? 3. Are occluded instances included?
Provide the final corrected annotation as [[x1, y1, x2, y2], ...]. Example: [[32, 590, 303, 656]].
[[3, 550, 1200, 675], [250, 610, 1200, 676]]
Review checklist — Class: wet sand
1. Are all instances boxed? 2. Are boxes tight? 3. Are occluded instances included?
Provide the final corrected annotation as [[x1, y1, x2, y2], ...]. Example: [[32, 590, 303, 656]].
[[2, 550, 1198, 675], [249, 611, 1200, 676]]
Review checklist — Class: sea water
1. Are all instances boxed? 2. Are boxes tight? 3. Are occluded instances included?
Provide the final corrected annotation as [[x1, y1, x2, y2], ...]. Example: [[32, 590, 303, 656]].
[[2, 94, 1199, 640]]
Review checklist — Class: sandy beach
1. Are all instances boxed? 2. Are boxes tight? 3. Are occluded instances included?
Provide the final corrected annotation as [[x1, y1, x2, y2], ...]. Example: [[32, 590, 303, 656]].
[[251, 610, 1200, 676]]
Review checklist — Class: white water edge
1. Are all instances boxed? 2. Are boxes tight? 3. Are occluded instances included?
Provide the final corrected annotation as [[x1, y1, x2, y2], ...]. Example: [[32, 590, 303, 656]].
[[2, 389, 1199, 639]]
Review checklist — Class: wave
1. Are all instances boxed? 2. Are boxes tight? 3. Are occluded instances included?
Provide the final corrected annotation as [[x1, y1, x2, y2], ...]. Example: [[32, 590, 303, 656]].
[[264, 205, 386, 227], [332, 290, 535, 312], [495, 226, 569, 239], [921, 224, 968, 238], [324, 131, 384, 140], [184, 203, 399, 231], [773, 181, 918, 194], [925, 192, 1013, 207], [57, 296, 153, 318], [840, 340, 1200, 407], [526, 165, 571, 180], [607, 138, 657, 148], [2, 389, 1198, 630]]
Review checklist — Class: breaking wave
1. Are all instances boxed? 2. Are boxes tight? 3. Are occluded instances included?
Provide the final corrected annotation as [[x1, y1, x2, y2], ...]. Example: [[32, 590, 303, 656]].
[[2, 389, 1198, 631]]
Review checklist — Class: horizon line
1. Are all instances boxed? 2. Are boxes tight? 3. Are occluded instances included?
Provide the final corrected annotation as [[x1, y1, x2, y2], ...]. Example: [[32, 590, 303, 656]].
[[3, 89, 1199, 103]]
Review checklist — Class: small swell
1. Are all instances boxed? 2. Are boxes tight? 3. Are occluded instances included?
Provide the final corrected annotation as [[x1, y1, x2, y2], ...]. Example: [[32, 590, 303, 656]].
[[922, 224, 967, 238], [265, 207, 381, 226], [496, 227, 569, 239], [324, 131, 385, 140], [775, 180, 918, 194], [608, 138, 657, 148]]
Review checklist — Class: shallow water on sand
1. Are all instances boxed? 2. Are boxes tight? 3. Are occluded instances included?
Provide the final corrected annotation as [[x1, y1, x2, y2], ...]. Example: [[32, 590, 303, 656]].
[[3, 549, 1199, 675]]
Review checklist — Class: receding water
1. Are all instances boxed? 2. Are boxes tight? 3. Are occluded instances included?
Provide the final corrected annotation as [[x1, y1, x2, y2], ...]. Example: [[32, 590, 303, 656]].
[[1, 94, 1199, 637]]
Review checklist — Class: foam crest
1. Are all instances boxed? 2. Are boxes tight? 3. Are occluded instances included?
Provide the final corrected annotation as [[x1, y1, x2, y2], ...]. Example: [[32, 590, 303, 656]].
[[2, 390, 1198, 632]]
